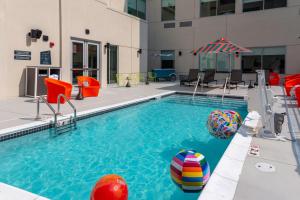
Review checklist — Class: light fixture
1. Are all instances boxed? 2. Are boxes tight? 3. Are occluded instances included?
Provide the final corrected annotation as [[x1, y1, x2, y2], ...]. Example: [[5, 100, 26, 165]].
[[28, 29, 42, 39], [178, 51, 182, 56], [137, 49, 142, 54], [104, 43, 110, 49], [85, 29, 90, 35]]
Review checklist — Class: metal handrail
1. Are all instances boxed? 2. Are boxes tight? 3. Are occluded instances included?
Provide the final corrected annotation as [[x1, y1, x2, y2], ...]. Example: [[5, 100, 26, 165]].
[[36, 95, 57, 125], [222, 77, 229, 102], [193, 74, 202, 98], [57, 94, 77, 124]]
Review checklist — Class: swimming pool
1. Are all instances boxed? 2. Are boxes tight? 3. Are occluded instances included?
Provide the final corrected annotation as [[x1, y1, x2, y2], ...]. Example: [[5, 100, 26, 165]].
[[0, 95, 247, 200]]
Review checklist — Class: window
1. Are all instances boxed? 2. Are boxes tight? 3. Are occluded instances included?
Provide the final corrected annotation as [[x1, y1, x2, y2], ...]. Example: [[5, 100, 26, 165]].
[[128, 0, 146, 20], [243, 0, 286, 12], [161, 50, 175, 69], [200, 0, 235, 17], [162, 0, 175, 21], [199, 53, 234, 72], [241, 47, 286, 74]]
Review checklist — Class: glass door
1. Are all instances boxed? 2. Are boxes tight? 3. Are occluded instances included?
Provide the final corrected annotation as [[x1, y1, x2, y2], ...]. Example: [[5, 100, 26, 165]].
[[87, 43, 100, 80], [107, 45, 118, 84], [72, 41, 84, 84], [71, 40, 100, 84]]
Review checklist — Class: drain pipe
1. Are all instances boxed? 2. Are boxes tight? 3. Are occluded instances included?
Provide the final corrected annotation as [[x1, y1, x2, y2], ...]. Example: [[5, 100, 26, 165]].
[[59, 0, 62, 69]]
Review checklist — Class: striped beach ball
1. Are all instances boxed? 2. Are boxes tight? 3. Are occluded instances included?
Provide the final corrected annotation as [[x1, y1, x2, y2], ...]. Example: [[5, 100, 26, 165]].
[[170, 150, 210, 192]]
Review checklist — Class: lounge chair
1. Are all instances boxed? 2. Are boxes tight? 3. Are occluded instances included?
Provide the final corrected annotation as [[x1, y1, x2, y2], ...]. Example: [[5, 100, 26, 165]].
[[77, 76, 100, 97], [180, 69, 199, 86], [44, 78, 72, 104], [200, 69, 217, 87], [229, 69, 245, 90]]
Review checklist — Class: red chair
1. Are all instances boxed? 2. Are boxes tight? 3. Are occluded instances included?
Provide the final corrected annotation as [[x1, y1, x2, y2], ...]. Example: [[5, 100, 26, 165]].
[[285, 74, 300, 83], [44, 78, 72, 104], [284, 78, 300, 96], [294, 87, 300, 107], [269, 72, 280, 86], [77, 76, 100, 97]]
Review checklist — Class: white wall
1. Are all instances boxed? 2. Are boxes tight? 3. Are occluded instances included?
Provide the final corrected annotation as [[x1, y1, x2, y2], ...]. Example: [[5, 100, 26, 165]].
[[0, 0, 148, 99]]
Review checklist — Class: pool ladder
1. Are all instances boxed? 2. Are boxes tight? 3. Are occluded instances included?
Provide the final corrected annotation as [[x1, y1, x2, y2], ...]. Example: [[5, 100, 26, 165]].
[[36, 94, 77, 134]]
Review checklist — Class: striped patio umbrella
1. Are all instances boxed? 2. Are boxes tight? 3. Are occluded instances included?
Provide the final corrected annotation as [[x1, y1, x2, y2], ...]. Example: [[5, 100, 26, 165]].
[[193, 37, 251, 55]]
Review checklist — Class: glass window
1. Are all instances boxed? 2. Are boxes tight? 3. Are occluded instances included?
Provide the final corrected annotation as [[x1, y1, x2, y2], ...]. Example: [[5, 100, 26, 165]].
[[161, 50, 175, 69], [243, 0, 286, 12], [200, 0, 235, 17], [218, 0, 235, 15], [241, 47, 285, 73], [200, 0, 217, 17], [199, 53, 233, 72], [128, 0, 146, 20], [162, 0, 175, 21], [243, 0, 263, 12], [264, 0, 287, 10]]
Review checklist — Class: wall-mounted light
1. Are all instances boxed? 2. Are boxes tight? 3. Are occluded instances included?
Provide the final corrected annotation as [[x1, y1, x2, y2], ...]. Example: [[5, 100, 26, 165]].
[[178, 51, 182, 56], [104, 43, 110, 49], [137, 49, 142, 55], [28, 29, 42, 39], [85, 29, 90, 35], [50, 42, 55, 48]]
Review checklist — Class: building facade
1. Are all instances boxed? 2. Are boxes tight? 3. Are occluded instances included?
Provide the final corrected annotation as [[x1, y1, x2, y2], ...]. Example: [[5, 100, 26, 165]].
[[0, 0, 147, 99], [147, 0, 300, 79], [1, 0, 300, 99]]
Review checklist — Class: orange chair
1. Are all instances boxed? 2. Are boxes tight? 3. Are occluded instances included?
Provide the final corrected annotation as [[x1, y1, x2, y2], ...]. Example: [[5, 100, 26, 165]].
[[44, 78, 72, 104], [77, 76, 100, 97], [284, 78, 300, 96], [269, 72, 280, 86], [285, 74, 300, 83]]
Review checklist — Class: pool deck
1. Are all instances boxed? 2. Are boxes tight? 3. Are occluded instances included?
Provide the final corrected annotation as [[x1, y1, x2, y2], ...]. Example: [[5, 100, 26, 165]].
[[0, 82, 299, 199]]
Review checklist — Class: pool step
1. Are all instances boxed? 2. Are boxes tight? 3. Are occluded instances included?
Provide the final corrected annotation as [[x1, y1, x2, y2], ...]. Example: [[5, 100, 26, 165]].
[[165, 96, 247, 109], [55, 116, 77, 135]]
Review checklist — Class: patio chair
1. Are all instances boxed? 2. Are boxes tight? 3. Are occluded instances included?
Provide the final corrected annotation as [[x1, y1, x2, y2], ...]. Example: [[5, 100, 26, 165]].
[[77, 76, 100, 97], [229, 69, 245, 90], [179, 69, 199, 86], [269, 72, 280, 86], [285, 78, 300, 96], [285, 74, 300, 83], [44, 78, 72, 104], [200, 69, 217, 87]]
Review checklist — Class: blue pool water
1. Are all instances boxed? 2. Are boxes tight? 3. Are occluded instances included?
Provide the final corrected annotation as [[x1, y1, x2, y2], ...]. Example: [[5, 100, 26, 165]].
[[0, 95, 247, 200]]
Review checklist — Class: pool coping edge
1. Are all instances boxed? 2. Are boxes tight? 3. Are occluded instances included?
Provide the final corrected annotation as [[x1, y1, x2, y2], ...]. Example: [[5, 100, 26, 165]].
[[198, 114, 253, 200]]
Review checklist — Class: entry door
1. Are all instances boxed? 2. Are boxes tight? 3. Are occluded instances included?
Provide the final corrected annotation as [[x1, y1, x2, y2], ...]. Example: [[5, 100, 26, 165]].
[[71, 40, 100, 84], [107, 45, 118, 84]]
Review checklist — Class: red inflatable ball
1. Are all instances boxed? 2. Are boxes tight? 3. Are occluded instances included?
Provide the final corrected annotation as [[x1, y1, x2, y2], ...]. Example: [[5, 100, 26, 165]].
[[90, 174, 128, 200]]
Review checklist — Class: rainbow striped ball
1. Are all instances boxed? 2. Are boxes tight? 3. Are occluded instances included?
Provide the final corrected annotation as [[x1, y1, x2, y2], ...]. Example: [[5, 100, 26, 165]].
[[170, 150, 210, 192]]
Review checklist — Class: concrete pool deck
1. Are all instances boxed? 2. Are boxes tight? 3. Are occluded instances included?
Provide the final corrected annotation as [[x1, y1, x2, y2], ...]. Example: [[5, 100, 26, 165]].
[[0, 82, 299, 199]]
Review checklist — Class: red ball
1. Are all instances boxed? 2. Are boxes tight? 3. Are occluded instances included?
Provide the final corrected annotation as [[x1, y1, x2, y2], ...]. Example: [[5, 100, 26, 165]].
[[90, 174, 128, 200]]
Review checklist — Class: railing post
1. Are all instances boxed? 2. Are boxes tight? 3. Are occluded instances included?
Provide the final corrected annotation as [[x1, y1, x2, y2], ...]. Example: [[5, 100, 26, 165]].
[[35, 97, 41, 120]]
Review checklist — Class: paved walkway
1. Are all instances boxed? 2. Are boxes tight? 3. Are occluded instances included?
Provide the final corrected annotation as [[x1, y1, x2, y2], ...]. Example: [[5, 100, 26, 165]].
[[0, 82, 248, 132], [234, 87, 300, 200]]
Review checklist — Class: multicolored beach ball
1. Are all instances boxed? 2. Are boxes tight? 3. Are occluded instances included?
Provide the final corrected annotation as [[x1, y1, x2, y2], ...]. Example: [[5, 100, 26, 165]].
[[207, 110, 242, 139], [170, 150, 210, 192]]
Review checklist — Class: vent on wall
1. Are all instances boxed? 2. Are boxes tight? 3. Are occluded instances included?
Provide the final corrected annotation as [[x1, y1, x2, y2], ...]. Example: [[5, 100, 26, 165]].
[[180, 21, 192, 27], [164, 23, 176, 29]]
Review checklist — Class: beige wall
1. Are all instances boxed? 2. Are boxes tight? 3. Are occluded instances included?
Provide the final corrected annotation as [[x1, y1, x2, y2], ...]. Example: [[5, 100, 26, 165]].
[[0, 0, 148, 99], [148, 0, 300, 75]]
